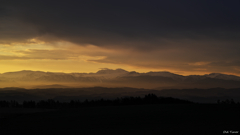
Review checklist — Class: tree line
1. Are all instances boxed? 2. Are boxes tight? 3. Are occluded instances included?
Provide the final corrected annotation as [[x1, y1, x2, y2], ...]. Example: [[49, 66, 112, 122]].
[[0, 94, 238, 109]]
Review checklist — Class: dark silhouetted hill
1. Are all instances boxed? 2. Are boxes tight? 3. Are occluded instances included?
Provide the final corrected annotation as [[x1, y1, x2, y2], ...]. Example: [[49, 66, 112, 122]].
[[0, 87, 240, 103]]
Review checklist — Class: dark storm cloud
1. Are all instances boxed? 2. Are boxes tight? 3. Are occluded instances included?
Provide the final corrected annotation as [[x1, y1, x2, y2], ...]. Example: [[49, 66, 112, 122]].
[[1, 0, 240, 48], [1, 0, 240, 72]]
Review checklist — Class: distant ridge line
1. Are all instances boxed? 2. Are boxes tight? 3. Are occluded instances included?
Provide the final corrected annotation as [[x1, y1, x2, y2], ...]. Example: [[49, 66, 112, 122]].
[[1, 68, 240, 77]]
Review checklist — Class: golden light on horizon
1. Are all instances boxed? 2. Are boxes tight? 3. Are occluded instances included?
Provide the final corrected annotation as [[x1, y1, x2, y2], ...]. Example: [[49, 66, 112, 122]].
[[0, 42, 239, 76], [0, 38, 240, 76]]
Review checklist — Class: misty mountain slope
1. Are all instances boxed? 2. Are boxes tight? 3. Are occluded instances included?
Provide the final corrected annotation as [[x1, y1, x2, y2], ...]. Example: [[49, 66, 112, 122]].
[[176, 76, 240, 89], [143, 71, 185, 81], [204, 73, 240, 81], [107, 75, 179, 89], [0, 70, 37, 78], [1, 68, 240, 89]]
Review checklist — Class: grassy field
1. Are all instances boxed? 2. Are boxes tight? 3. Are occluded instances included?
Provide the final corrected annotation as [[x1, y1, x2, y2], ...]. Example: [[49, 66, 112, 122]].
[[1, 104, 240, 135]]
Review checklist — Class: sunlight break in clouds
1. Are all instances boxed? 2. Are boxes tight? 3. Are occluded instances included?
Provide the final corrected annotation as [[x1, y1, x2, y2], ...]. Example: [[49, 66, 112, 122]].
[[0, 40, 135, 73]]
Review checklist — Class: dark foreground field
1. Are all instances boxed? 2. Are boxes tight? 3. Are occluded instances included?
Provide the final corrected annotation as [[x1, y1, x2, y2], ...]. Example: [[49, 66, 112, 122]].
[[1, 104, 240, 135]]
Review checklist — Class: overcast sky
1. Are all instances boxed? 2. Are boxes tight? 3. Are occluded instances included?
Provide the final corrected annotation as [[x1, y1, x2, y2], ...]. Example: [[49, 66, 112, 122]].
[[0, 0, 240, 75]]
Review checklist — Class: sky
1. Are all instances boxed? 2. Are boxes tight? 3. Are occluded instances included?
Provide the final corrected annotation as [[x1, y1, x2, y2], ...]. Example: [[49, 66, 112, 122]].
[[0, 0, 240, 76]]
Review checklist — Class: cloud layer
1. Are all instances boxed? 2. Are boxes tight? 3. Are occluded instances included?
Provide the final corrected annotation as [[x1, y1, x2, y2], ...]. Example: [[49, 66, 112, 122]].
[[0, 0, 240, 75]]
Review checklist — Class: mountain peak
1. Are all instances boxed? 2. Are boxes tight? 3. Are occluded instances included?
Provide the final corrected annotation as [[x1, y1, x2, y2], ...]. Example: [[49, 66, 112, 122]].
[[96, 68, 128, 74]]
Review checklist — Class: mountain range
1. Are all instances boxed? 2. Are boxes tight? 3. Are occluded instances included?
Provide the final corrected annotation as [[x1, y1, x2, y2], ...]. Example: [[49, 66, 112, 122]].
[[0, 68, 240, 89]]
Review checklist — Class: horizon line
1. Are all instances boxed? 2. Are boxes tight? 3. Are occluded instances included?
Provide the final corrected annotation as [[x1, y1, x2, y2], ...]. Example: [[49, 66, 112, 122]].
[[0, 68, 240, 77]]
